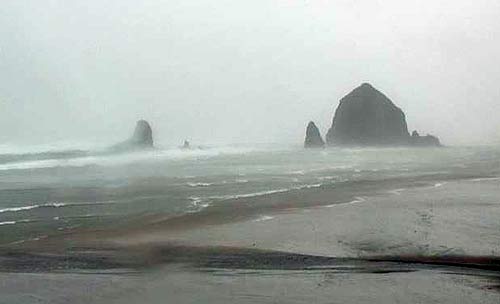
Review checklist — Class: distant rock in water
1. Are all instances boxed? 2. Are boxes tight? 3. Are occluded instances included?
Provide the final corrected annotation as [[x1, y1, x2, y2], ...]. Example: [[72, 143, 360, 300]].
[[304, 121, 325, 148], [410, 130, 441, 147], [111, 120, 154, 151], [130, 120, 153, 147], [325, 83, 441, 147], [181, 140, 191, 150]]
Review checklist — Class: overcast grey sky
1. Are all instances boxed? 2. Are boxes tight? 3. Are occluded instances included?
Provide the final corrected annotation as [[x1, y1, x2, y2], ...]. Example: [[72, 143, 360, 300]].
[[1, 0, 500, 146]]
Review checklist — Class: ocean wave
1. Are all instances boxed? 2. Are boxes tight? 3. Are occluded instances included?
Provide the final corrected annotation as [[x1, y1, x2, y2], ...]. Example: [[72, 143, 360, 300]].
[[253, 215, 275, 222], [210, 183, 323, 201], [324, 196, 366, 208], [0, 203, 66, 214], [0, 219, 33, 226], [187, 196, 211, 212], [186, 179, 250, 188], [0, 221, 16, 226], [433, 182, 447, 188], [387, 188, 407, 195], [185, 184, 322, 212], [0, 146, 258, 171], [187, 182, 214, 187], [211, 188, 290, 200], [0, 142, 106, 156], [294, 183, 322, 190], [469, 177, 500, 182], [317, 176, 337, 181], [0, 201, 118, 214]]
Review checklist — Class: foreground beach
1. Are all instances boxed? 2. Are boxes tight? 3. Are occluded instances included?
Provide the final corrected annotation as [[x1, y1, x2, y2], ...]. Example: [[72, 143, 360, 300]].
[[1, 173, 499, 303]]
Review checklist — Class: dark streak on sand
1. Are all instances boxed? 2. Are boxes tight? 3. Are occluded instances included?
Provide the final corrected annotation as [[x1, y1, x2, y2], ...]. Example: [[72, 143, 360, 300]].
[[0, 244, 499, 291]]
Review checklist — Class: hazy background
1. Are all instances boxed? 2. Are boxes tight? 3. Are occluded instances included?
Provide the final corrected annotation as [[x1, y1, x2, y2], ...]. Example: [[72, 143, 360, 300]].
[[1, 0, 500, 147]]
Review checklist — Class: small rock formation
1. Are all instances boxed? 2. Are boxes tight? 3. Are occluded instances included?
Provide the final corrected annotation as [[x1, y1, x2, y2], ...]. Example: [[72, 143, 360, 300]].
[[325, 83, 441, 147], [182, 140, 191, 150], [304, 121, 325, 148], [129, 120, 153, 147], [410, 130, 441, 147], [111, 120, 154, 151]]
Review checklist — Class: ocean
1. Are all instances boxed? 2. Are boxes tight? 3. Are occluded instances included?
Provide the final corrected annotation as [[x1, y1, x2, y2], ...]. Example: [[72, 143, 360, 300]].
[[0, 143, 498, 246]]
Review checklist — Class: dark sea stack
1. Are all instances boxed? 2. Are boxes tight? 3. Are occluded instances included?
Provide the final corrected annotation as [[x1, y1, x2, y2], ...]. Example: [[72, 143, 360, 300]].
[[130, 120, 154, 147], [111, 120, 154, 151], [326, 83, 410, 146], [181, 140, 191, 150], [304, 121, 325, 148]]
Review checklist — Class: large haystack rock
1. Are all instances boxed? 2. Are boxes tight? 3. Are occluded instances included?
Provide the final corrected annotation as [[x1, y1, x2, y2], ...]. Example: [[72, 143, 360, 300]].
[[326, 83, 410, 146]]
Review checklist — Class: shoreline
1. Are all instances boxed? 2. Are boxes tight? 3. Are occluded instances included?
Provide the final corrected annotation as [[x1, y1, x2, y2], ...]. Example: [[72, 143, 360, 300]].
[[0, 174, 498, 267], [3, 171, 489, 252], [0, 175, 499, 303]]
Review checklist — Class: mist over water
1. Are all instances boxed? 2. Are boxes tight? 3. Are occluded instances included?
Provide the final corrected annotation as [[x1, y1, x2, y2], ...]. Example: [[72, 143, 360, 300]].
[[2, 0, 500, 145]]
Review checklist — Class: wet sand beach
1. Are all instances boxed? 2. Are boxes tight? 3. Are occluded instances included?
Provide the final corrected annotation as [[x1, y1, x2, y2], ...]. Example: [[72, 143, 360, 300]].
[[1, 175, 499, 303]]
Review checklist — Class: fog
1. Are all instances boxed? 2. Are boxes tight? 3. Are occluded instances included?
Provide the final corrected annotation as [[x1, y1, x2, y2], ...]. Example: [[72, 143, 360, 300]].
[[1, 0, 500, 147]]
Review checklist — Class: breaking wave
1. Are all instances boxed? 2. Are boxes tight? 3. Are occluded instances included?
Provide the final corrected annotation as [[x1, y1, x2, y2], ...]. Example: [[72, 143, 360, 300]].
[[0, 203, 67, 214], [0, 146, 259, 171]]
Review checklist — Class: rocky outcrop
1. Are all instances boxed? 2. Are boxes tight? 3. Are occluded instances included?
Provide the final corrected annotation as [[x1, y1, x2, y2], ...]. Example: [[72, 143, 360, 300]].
[[130, 120, 153, 147], [325, 83, 441, 146], [326, 83, 409, 146], [410, 130, 441, 147], [304, 121, 325, 148], [181, 140, 191, 150], [111, 120, 154, 151]]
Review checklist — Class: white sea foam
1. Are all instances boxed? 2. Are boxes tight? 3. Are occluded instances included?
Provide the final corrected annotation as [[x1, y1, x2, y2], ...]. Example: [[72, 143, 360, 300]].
[[188, 196, 211, 210], [388, 188, 406, 195], [0, 142, 107, 155], [0, 219, 33, 226], [187, 179, 250, 188], [187, 182, 214, 187], [317, 176, 337, 181], [210, 183, 323, 201], [0, 146, 258, 171], [294, 183, 322, 190], [0, 202, 67, 214], [0, 221, 16, 226], [189, 196, 203, 204], [324, 197, 366, 208], [470, 177, 500, 182], [0, 205, 40, 213], [213, 188, 290, 200], [253, 215, 275, 222], [348, 197, 366, 204], [434, 182, 447, 188]]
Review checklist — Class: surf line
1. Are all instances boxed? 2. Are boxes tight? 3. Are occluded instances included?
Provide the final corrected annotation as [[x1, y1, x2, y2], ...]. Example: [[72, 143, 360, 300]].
[[387, 188, 406, 195], [324, 196, 366, 208]]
